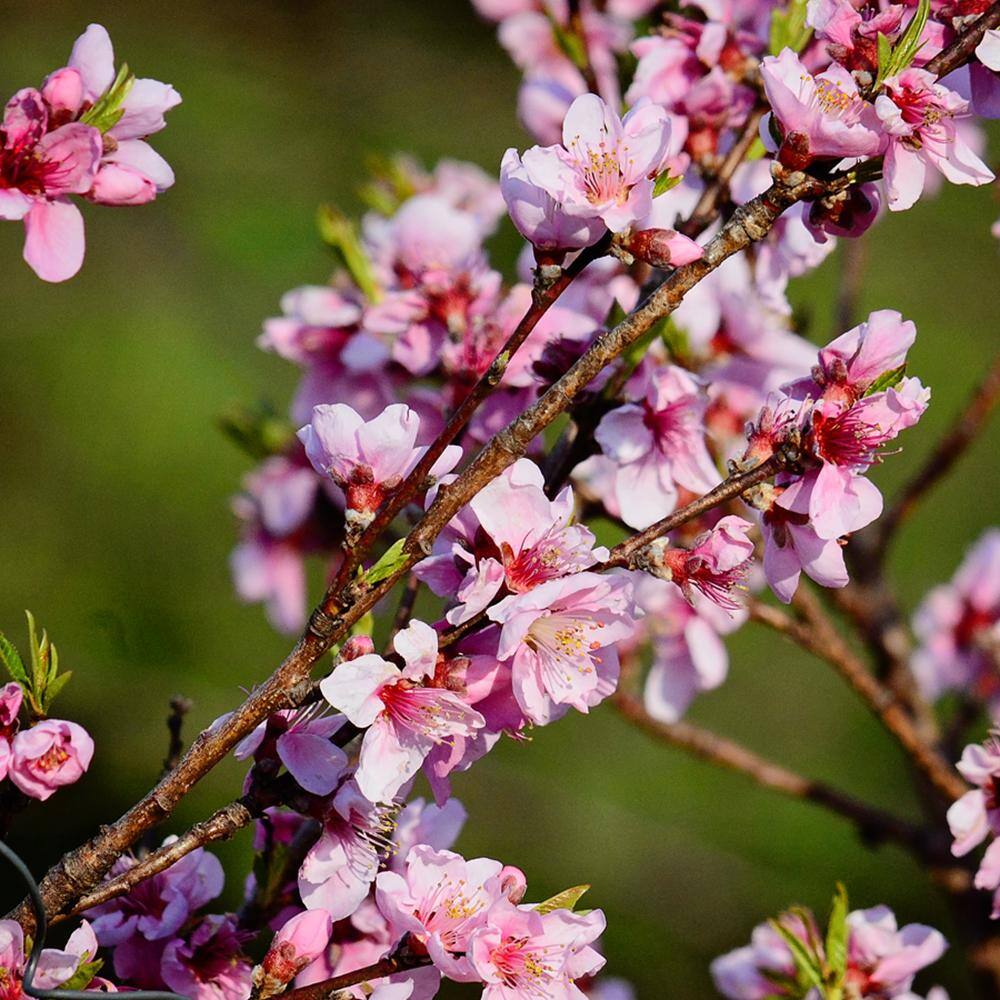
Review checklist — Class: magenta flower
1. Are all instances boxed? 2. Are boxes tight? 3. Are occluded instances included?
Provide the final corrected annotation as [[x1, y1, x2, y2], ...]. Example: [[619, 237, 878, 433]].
[[911, 529, 1000, 708], [376, 845, 513, 983], [87, 842, 224, 948], [417, 459, 608, 625], [8, 718, 93, 801], [760, 48, 882, 165], [487, 571, 639, 724], [298, 402, 462, 534], [468, 904, 606, 1000], [161, 915, 253, 1000], [876, 69, 994, 211], [518, 93, 673, 232], [499, 147, 607, 256], [0, 682, 22, 779], [320, 621, 485, 802], [595, 364, 720, 530]]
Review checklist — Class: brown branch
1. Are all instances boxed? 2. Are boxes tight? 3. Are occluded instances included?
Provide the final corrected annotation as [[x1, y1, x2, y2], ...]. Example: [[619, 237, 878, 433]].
[[278, 949, 430, 1000], [602, 453, 788, 568], [12, 173, 819, 934], [163, 696, 193, 775], [926, 1, 1000, 77], [749, 590, 967, 802], [611, 691, 943, 860]]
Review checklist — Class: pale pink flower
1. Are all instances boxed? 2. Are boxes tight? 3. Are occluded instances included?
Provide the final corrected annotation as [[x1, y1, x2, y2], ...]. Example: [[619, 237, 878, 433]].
[[256, 910, 333, 995], [844, 907, 947, 996], [320, 621, 485, 802], [390, 796, 468, 872], [298, 402, 461, 532], [876, 69, 994, 211], [416, 459, 608, 625], [947, 735, 1000, 856], [500, 147, 607, 254], [8, 718, 93, 801], [595, 364, 720, 530], [161, 915, 253, 1000], [487, 571, 639, 724], [911, 529, 1000, 708], [760, 48, 882, 165], [468, 904, 606, 1000], [518, 93, 673, 232], [376, 845, 513, 982], [33, 922, 101, 991]]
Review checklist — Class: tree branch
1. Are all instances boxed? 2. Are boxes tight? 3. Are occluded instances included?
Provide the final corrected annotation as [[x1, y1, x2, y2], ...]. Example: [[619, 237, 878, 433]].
[[611, 691, 943, 860], [277, 949, 430, 1000], [926, 1, 1000, 76], [749, 590, 967, 802]]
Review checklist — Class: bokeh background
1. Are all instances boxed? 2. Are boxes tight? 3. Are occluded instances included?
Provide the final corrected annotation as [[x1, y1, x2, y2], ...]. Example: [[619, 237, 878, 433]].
[[1, 2, 999, 995]]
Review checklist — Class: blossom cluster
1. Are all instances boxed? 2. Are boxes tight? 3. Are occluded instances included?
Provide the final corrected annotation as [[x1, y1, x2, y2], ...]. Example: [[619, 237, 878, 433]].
[[0, 23, 179, 281]]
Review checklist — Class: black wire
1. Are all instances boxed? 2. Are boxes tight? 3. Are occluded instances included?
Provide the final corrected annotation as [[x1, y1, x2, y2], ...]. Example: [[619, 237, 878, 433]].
[[0, 838, 188, 1000]]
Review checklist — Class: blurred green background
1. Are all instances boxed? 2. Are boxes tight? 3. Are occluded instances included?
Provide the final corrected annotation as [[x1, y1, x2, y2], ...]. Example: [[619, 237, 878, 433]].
[[1, 2, 999, 995]]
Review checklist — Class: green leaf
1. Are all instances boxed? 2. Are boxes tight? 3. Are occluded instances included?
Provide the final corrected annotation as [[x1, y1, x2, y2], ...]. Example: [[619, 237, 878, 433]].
[[864, 364, 907, 396], [769, 918, 824, 990], [59, 958, 104, 992], [363, 539, 408, 586], [0, 632, 29, 687], [652, 170, 683, 198], [218, 401, 296, 459], [43, 670, 73, 709], [549, 18, 589, 71], [79, 62, 135, 133], [875, 0, 929, 87], [534, 884, 590, 915], [26, 611, 45, 696], [769, 0, 813, 55], [824, 883, 849, 986], [317, 205, 382, 304]]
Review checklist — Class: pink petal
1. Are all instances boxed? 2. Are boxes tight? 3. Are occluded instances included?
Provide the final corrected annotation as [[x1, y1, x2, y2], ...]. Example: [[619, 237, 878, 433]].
[[23, 198, 85, 282]]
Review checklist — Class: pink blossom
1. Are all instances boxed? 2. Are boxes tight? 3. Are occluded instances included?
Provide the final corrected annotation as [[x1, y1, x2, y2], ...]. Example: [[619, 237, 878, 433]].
[[33, 922, 101, 991], [161, 915, 252, 1000], [804, 183, 882, 242], [876, 69, 994, 211], [517, 93, 673, 232], [760, 48, 882, 165], [8, 718, 93, 801], [845, 906, 947, 995], [298, 781, 397, 918], [87, 841, 224, 948], [416, 459, 608, 625], [298, 403, 461, 533], [594, 364, 720, 530], [626, 574, 745, 723], [500, 147, 607, 255], [320, 621, 485, 802], [0, 683, 21, 778], [711, 921, 798, 999], [911, 529, 1000, 708], [0, 91, 101, 281], [648, 515, 755, 612], [391, 796, 468, 871], [487, 571, 639, 724], [376, 845, 513, 982], [255, 910, 333, 996], [468, 904, 606, 1000]]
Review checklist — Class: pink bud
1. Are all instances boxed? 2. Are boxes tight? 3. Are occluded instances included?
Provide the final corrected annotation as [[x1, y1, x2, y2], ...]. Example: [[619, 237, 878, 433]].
[[340, 635, 375, 661], [89, 164, 157, 206], [618, 228, 703, 269], [498, 865, 527, 903], [257, 910, 332, 996], [42, 68, 85, 117]]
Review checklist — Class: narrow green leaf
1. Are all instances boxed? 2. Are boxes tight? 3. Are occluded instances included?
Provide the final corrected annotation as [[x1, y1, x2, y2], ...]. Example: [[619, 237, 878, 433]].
[[26, 611, 45, 695], [549, 18, 589, 71], [534, 884, 590, 915], [43, 671, 72, 709], [770, 0, 812, 55], [652, 170, 683, 198], [769, 919, 824, 990], [59, 958, 104, 992], [864, 363, 907, 396], [317, 205, 382, 304], [47, 640, 59, 685], [79, 63, 135, 133], [824, 883, 849, 985], [363, 539, 408, 586], [0, 632, 29, 688]]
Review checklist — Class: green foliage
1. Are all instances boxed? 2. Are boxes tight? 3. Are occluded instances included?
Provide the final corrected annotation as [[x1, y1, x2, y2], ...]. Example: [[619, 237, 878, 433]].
[[770, 0, 813, 55], [864, 364, 907, 396], [0, 611, 73, 718], [218, 401, 297, 460], [317, 204, 382, 304], [653, 170, 683, 198], [534, 884, 590, 915], [358, 154, 420, 217], [549, 17, 589, 72], [59, 959, 104, 992], [875, 0, 930, 88], [362, 538, 408, 586], [79, 63, 135, 133]]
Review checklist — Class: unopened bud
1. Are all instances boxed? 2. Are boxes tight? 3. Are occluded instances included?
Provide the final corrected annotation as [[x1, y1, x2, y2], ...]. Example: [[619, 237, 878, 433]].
[[340, 634, 376, 661], [253, 910, 333, 999], [615, 228, 703, 270]]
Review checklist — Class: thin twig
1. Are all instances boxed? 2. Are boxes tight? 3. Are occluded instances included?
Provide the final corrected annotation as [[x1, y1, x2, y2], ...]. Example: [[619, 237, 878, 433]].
[[749, 591, 967, 802], [926, 1, 1000, 76], [277, 948, 430, 1000], [611, 691, 943, 860], [163, 696, 193, 775]]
